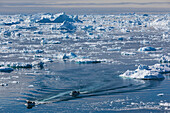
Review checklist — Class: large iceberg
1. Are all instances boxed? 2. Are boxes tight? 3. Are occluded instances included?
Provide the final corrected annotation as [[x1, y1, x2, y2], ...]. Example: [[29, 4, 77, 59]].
[[36, 12, 82, 23], [119, 64, 170, 80], [120, 69, 164, 80]]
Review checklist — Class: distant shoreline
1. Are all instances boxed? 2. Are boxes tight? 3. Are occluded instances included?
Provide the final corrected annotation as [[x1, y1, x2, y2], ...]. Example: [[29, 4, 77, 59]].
[[0, 7, 170, 15]]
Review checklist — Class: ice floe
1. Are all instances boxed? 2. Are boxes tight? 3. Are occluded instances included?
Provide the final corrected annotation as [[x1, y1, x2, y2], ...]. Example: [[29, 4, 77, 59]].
[[120, 64, 170, 80], [74, 59, 103, 64], [138, 47, 156, 52]]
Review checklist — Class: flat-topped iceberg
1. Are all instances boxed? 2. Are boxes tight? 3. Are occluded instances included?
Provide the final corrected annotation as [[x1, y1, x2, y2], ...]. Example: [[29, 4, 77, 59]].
[[74, 59, 103, 64], [120, 69, 164, 80], [0, 67, 13, 73]]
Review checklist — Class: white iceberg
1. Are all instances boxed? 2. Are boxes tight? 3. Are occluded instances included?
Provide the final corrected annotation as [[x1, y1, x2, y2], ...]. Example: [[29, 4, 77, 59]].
[[74, 59, 103, 64], [120, 69, 164, 80], [36, 12, 77, 23], [149, 64, 170, 74], [120, 64, 166, 80]]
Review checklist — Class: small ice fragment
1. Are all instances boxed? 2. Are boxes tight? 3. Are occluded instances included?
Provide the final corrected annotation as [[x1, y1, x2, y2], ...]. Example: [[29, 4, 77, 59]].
[[157, 93, 164, 96], [138, 47, 156, 52], [0, 83, 8, 86], [28, 85, 34, 88], [10, 81, 19, 84], [41, 58, 53, 62], [159, 102, 170, 107], [75, 59, 102, 64]]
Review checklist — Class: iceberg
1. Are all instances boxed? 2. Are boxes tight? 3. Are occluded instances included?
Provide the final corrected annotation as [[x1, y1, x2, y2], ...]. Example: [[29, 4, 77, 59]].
[[74, 59, 103, 64], [138, 47, 156, 52], [149, 64, 170, 74], [120, 64, 167, 80], [58, 21, 76, 31], [36, 12, 76, 23], [120, 69, 164, 80]]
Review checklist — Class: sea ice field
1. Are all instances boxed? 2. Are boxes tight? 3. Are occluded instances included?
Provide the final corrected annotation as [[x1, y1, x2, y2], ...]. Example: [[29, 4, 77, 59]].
[[0, 12, 170, 112]]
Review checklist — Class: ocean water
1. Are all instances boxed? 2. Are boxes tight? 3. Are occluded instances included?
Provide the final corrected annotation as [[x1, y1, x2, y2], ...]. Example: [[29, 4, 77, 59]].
[[0, 10, 170, 112]]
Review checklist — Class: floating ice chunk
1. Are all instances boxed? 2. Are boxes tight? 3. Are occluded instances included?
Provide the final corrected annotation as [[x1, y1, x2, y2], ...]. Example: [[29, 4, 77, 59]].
[[120, 69, 164, 80], [41, 58, 53, 62], [69, 52, 77, 58], [74, 59, 103, 64], [160, 55, 170, 63], [0, 67, 13, 72], [3, 21, 20, 26], [32, 61, 44, 69], [159, 102, 170, 107], [120, 63, 170, 80], [138, 47, 156, 52], [56, 52, 77, 60], [149, 64, 170, 74], [107, 47, 121, 51], [140, 40, 150, 44], [157, 93, 164, 96], [121, 52, 136, 56], [0, 83, 8, 86], [28, 85, 34, 88], [96, 27, 105, 31], [58, 21, 76, 31], [8, 62, 32, 68], [47, 40, 61, 44]]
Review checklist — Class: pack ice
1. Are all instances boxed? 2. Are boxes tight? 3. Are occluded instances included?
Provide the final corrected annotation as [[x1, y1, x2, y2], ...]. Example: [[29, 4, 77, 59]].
[[0, 12, 169, 73]]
